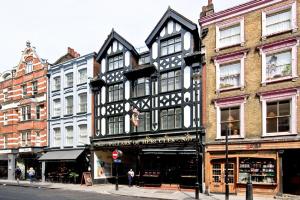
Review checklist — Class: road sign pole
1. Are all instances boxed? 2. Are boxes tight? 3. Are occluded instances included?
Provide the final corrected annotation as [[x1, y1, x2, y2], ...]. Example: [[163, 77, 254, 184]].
[[115, 163, 119, 191]]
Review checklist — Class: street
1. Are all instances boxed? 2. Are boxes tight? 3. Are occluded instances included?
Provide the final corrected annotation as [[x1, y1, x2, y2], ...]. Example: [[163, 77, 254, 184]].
[[0, 185, 155, 200]]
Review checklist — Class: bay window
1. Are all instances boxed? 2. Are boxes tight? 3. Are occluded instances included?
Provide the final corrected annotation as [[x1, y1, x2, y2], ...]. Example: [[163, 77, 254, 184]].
[[133, 112, 150, 132], [108, 116, 124, 135], [108, 84, 123, 102], [161, 108, 182, 130], [133, 78, 150, 97], [161, 70, 181, 92]]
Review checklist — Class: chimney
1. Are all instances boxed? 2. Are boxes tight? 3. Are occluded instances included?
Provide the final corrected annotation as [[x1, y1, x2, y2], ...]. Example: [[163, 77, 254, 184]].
[[200, 0, 214, 18], [67, 47, 80, 58]]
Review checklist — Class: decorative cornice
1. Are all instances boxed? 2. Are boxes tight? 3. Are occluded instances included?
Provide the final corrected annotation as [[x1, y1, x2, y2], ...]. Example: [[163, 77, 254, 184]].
[[199, 0, 285, 26]]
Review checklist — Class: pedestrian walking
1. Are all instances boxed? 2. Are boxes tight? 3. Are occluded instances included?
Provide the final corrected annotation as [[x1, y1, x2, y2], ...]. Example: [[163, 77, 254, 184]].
[[128, 169, 134, 187], [27, 167, 35, 184], [15, 166, 22, 185]]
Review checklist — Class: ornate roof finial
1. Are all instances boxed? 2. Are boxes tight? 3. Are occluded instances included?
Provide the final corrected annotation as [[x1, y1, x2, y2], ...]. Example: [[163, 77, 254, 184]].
[[26, 41, 31, 48]]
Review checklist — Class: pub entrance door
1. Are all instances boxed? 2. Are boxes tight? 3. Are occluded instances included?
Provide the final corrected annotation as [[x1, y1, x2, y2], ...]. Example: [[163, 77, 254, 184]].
[[161, 155, 179, 185], [210, 160, 236, 194]]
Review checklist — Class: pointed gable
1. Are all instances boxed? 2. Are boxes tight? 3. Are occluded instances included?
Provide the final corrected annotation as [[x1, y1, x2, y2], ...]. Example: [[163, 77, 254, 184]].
[[96, 29, 138, 62], [145, 7, 199, 47]]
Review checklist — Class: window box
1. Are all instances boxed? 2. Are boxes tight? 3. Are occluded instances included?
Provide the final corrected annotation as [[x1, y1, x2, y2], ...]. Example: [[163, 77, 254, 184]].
[[216, 17, 244, 50]]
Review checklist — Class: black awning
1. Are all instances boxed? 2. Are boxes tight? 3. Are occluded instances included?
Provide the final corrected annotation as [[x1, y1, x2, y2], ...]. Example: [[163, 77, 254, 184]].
[[38, 149, 84, 161], [124, 64, 156, 80], [141, 147, 195, 155]]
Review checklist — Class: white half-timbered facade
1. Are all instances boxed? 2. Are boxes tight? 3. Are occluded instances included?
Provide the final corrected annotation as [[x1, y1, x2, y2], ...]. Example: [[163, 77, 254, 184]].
[[91, 8, 203, 187]]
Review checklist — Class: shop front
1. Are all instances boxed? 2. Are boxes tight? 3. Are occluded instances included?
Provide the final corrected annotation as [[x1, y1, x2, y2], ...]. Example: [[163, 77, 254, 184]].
[[206, 140, 300, 196], [39, 148, 90, 184], [92, 134, 199, 189], [206, 142, 280, 195]]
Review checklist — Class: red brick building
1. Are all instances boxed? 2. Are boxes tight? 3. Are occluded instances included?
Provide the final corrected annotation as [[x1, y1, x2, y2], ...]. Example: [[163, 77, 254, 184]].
[[0, 41, 48, 180]]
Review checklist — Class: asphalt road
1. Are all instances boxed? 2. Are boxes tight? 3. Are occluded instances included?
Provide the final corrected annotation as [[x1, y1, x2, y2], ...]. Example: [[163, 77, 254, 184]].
[[0, 185, 153, 200]]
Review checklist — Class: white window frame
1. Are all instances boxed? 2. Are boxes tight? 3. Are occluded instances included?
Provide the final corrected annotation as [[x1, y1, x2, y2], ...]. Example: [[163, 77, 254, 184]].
[[53, 128, 61, 147], [78, 93, 87, 113], [260, 89, 298, 137], [65, 96, 73, 115], [78, 68, 87, 84], [53, 99, 61, 117], [65, 72, 73, 88], [215, 52, 246, 91], [78, 124, 88, 144], [25, 61, 33, 74], [215, 97, 246, 140], [262, 1, 297, 39], [260, 39, 298, 84], [216, 17, 244, 50], [53, 76, 61, 91], [65, 126, 73, 146]]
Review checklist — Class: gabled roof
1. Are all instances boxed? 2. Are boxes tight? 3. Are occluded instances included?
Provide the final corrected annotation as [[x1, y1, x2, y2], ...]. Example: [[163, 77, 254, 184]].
[[145, 7, 199, 47], [96, 29, 138, 62]]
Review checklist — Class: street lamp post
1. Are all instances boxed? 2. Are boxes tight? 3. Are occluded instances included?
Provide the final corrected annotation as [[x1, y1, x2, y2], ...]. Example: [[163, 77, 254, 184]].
[[192, 71, 203, 199], [225, 125, 230, 200]]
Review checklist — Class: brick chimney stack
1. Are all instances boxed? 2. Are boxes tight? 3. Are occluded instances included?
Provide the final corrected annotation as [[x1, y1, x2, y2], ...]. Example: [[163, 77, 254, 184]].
[[67, 47, 80, 58], [200, 0, 214, 18]]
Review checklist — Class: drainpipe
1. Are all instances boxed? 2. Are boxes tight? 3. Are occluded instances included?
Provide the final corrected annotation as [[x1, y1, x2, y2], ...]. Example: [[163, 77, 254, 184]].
[[44, 70, 51, 182]]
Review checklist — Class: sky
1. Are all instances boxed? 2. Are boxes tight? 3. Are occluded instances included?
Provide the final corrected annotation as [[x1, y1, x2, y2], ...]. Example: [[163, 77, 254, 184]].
[[0, 0, 249, 72]]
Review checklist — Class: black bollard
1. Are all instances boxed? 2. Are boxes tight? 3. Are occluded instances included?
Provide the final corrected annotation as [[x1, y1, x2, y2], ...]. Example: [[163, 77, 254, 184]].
[[246, 173, 253, 200]]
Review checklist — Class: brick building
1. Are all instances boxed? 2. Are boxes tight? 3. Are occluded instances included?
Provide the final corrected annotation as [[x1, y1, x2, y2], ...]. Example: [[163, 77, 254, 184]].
[[200, 0, 300, 195], [0, 42, 48, 180]]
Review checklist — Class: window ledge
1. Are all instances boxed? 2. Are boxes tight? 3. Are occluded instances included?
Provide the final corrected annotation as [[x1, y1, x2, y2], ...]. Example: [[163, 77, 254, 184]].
[[217, 85, 244, 93], [262, 132, 297, 137], [216, 42, 244, 52], [215, 135, 244, 140], [52, 116, 61, 119], [77, 82, 87, 87], [77, 112, 87, 115], [262, 28, 296, 40], [64, 114, 73, 117], [262, 76, 297, 85], [52, 89, 60, 93], [64, 86, 73, 90]]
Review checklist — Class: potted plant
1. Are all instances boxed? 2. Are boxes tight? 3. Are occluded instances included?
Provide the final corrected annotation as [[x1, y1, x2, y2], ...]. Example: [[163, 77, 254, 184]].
[[69, 172, 79, 184]]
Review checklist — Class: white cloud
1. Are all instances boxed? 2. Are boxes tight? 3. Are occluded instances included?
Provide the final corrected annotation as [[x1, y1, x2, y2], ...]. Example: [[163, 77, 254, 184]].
[[0, 0, 249, 72]]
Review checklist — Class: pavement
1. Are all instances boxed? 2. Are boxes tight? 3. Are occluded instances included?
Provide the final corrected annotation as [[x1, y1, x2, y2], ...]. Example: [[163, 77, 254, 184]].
[[0, 179, 299, 200]]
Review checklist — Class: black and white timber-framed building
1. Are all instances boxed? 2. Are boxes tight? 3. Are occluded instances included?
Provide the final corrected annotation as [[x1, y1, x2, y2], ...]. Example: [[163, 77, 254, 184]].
[[90, 8, 203, 188]]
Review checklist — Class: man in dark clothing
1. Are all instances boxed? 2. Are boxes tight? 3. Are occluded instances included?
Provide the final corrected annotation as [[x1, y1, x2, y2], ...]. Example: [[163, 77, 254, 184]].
[[15, 166, 21, 184]]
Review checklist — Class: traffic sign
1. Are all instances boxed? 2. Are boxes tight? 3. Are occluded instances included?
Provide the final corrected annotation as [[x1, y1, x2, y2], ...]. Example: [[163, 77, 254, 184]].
[[112, 150, 118, 160]]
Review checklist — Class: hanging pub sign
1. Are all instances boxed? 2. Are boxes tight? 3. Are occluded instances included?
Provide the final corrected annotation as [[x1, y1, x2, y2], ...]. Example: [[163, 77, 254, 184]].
[[131, 107, 140, 127]]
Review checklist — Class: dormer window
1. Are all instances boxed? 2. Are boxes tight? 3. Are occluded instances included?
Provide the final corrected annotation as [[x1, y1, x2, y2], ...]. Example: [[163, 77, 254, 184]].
[[26, 61, 33, 73], [161, 36, 182, 56], [108, 54, 123, 71]]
